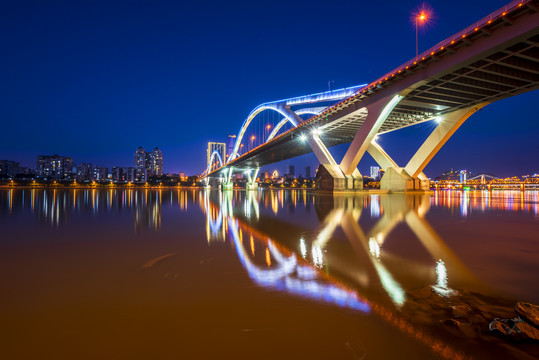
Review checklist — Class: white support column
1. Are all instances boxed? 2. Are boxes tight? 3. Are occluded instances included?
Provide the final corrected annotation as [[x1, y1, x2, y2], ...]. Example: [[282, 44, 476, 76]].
[[308, 134, 358, 191], [367, 140, 399, 170], [308, 134, 337, 165], [340, 95, 403, 176], [246, 168, 259, 190], [222, 167, 234, 191], [404, 103, 488, 179]]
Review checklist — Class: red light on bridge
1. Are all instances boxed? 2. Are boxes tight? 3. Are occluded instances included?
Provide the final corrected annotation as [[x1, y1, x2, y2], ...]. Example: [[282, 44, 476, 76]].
[[502, 12, 506, 16]]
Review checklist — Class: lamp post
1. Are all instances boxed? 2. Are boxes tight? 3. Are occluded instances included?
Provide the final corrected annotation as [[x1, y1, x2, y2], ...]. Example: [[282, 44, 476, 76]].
[[265, 124, 271, 142], [414, 9, 430, 58]]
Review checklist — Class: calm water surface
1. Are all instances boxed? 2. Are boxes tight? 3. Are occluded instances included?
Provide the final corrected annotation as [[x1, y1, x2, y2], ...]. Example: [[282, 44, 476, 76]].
[[1, 188, 538, 359]]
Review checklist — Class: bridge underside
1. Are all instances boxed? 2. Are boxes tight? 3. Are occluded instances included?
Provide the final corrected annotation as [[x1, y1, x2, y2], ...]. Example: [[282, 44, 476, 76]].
[[209, 2, 539, 187]]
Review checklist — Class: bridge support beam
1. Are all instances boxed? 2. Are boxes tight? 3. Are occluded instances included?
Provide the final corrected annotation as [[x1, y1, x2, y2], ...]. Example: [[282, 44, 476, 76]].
[[380, 103, 488, 191], [309, 134, 362, 191], [340, 95, 403, 176], [221, 167, 234, 191], [245, 168, 259, 191]]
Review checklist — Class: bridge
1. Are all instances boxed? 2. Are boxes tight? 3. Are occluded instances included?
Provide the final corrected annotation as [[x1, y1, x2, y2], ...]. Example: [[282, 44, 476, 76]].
[[205, 0, 539, 192], [434, 175, 539, 190]]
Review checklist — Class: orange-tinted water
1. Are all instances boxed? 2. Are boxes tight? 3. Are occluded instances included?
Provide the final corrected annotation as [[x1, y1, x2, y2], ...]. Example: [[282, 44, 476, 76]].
[[0, 189, 538, 359]]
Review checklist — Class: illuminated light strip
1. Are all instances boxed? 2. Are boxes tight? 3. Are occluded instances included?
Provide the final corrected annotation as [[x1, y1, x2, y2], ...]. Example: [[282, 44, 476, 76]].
[[228, 219, 370, 312], [229, 85, 367, 162], [266, 107, 325, 142], [206, 150, 224, 175]]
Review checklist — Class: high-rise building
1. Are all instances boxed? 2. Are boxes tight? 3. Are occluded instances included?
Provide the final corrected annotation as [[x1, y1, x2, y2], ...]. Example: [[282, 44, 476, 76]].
[[149, 148, 163, 176], [0, 160, 22, 177], [77, 163, 96, 181], [226, 135, 236, 161], [370, 166, 380, 180], [305, 166, 311, 179], [134, 147, 146, 182], [134, 147, 163, 181], [112, 167, 136, 182], [36, 155, 74, 179], [288, 165, 295, 177], [93, 166, 108, 181], [207, 142, 226, 171]]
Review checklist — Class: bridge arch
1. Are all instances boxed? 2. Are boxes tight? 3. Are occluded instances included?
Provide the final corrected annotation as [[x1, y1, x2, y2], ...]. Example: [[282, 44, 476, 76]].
[[266, 107, 325, 142], [231, 103, 300, 161], [207, 150, 224, 174]]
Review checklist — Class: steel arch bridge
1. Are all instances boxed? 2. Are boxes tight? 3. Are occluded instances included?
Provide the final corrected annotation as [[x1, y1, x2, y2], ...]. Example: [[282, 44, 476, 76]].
[[205, 0, 539, 192]]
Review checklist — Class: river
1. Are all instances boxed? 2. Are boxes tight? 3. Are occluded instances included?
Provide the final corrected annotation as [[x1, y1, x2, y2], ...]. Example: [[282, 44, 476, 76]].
[[0, 188, 538, 359]]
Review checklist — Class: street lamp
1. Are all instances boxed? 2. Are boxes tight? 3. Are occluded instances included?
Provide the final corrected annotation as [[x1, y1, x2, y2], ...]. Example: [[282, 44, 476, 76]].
[[265, 124, 271, 142], [414, 7, 431, 58], [250, 135, 256, 151]]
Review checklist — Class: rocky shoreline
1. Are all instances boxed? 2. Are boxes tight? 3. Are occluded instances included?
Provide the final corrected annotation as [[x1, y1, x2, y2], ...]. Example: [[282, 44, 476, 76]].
[[490, 302, 539, 342]]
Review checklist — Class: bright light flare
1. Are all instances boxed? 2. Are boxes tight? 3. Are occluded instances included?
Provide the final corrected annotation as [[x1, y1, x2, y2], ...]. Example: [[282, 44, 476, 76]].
[[299, 134, 307, 142], [412, 4, 433, 27]]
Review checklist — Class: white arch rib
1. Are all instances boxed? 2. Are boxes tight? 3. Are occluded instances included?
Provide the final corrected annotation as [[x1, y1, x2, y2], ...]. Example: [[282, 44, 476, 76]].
[[266, 107, 326, 143], [207, 150, 224, 174], [231, 103, 297, 161], [229, 85, 367, 163]]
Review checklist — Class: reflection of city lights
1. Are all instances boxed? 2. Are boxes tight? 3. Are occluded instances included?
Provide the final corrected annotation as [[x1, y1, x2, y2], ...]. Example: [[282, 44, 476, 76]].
[[368, 238, 381, 259], [265, 247, 271, 268], [299, 238, 307, 259], [370, 195, 381, 218], [312, 246, 323, 268], [250, 234, 255, 256], [433, 259, 454, 297]]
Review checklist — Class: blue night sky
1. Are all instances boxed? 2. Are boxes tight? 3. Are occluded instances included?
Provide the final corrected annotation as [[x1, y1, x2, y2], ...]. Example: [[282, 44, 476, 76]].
[[1, 0, 537, 178]]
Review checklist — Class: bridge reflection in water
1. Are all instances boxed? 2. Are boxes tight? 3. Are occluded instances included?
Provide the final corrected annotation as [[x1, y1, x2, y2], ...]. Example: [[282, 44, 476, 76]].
[[1, 188, 538, 358], [201, 189, 538, 360]]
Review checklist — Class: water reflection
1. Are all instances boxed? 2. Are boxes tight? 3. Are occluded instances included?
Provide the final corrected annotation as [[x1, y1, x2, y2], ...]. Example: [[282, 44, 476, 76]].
[[0, 188, 198, 232], [433, 190, 539, 216], [0, 188, 537, 359], [200, 190, 495, 360]]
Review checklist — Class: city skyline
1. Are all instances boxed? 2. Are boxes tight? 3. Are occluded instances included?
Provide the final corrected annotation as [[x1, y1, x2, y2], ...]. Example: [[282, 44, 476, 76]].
[[1, 0, 538, 178]]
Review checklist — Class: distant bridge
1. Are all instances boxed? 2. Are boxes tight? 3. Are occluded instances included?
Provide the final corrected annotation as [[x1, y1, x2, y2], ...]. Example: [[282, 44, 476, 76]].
[[206, 0, 539, 192], [433, 176, 539, 190]]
